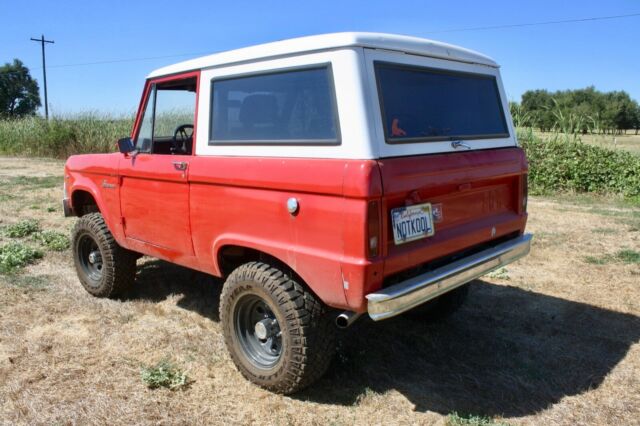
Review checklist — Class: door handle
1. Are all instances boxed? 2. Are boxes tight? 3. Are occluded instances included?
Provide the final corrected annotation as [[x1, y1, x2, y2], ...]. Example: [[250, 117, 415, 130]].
[[172, 161, 188, 171]]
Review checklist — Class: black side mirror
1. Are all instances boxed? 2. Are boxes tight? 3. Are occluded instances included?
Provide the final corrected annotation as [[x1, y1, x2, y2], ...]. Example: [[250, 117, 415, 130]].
[[117, 137, 135, 154]]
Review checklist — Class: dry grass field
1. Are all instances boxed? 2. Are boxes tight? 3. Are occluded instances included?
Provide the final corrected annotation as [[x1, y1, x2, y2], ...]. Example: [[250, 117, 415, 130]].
[[577, 133, 640, 155], [0, 157, 638, 425], [535, 131, 640, 155]]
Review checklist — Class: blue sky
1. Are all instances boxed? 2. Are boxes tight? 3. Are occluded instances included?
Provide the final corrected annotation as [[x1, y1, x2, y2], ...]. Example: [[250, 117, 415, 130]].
[[2, 0, 639, 115]]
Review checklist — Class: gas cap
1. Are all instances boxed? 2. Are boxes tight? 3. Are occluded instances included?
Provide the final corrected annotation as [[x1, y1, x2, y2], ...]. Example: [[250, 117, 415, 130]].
[[287, 198, 299, 215]]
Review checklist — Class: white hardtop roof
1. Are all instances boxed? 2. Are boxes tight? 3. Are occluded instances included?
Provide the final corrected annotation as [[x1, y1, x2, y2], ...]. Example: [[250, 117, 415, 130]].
[[147, 32, 498, 78]]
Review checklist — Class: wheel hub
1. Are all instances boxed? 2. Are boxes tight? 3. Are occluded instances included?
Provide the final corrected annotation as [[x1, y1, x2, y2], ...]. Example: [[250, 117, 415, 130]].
[[88, 250, 102, 265], [254, 318, 277, 340]]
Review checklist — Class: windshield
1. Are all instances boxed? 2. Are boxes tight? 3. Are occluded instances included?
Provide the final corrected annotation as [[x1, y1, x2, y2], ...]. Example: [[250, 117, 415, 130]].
[[375, 62, 509, 143]]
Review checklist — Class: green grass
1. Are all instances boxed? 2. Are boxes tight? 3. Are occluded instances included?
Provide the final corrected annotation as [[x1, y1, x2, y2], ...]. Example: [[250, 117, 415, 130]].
[[592, 227, 618, 235], [547, 194, 640, 230], [486, 267, 510, 280], [547, 192, 640, 209], [616, 249, 640, 264], [584, 255, 610, 265], [7, 175, 61, 189], [141, 359, 189, 390], [5, 219, 40, 238], [583, 249, 640, 265], [3, 274, 50, 291], [34, 230, 70, 251], [446, 412, 510, 426], [0, 242, 43, 273]]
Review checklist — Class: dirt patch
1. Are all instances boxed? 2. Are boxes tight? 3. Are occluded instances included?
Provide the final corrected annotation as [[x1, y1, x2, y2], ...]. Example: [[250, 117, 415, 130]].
[[0, 157, 638, 425]]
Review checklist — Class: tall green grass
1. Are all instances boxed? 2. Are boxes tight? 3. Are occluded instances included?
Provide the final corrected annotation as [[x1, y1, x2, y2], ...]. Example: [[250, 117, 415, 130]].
[[0, 114, 133, 158]]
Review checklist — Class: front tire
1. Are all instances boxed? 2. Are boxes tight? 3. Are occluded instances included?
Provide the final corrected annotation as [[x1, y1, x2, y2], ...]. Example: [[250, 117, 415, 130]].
[[71, 213, 137, 298], [220, 262, 335, 394]]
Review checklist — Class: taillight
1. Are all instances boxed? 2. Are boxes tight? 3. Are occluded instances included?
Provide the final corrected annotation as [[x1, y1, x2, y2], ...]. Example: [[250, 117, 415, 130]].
[[522, 174, 528, 213], [367, 200, 381, 258]]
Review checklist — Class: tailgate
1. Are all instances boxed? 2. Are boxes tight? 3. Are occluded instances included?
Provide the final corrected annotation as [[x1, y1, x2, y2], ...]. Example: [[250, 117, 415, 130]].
[[378, 147, 527, 277]]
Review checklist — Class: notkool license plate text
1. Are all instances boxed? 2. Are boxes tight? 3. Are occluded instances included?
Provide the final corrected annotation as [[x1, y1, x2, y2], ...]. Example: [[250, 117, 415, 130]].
[[391, 203, 435, 244]]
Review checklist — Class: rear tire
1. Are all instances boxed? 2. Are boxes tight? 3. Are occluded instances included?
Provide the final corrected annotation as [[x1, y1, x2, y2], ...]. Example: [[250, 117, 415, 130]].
[[404, 283, 470, 322], [71, 213, 137, 298], [220, 262, 335, 394]]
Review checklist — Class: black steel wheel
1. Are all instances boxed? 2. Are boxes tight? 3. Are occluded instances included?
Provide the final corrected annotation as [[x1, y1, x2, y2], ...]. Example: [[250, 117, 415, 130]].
[[77, 233, 104, 285], [220, 262, 336, 394], [71, 213, 137, 298], [234, 294, 283, 369]]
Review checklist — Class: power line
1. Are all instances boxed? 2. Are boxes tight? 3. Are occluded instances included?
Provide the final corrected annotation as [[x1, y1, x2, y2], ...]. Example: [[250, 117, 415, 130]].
[[423, 12, 640, 34], [5, 12, 640, 74]]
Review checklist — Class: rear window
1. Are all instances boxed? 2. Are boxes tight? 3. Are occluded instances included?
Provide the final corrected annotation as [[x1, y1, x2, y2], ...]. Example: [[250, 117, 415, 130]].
[[210, 67, 339, 144], [375, 62, 509, 143]]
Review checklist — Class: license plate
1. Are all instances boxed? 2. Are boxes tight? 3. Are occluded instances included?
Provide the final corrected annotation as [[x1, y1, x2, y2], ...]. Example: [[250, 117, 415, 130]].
[[391, 203, 435, 245]]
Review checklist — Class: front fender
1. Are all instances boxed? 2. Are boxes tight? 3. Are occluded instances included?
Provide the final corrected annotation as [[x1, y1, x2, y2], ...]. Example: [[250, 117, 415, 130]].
[[68, 175, 125, 246]]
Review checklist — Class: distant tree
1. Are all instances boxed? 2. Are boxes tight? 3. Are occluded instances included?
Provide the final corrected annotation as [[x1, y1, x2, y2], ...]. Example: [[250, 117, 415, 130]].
[[519, 87, 640, 135], [521, 90, 554, 131], [0, 59, 41, 118]]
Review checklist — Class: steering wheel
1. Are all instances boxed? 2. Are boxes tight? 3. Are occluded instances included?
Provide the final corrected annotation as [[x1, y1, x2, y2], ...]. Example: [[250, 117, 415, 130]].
[[171, 124, 194, 154]]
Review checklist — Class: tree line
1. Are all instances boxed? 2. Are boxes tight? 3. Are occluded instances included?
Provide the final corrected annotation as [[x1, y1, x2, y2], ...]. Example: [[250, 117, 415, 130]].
[[510, 87, 640, 135]]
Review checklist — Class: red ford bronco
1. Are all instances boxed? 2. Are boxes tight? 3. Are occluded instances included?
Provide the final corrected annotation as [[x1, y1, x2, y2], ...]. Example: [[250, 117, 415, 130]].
[[64, 33, 531, 393]]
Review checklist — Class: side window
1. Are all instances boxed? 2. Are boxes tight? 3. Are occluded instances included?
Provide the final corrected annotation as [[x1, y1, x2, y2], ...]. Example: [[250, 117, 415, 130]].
[[134, 87, 154, 153], [133, 77, 197, 155], [153, 87, 196, 139], [210, 67, 339, 144]]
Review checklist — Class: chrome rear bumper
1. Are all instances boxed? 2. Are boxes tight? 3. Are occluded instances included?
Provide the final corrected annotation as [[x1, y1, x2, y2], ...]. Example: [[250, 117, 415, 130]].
[[366, 233, 532, 321]]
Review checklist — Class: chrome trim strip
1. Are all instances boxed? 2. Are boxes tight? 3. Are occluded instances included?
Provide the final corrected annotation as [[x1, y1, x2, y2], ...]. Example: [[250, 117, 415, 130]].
[[366, 233, 532, 321]]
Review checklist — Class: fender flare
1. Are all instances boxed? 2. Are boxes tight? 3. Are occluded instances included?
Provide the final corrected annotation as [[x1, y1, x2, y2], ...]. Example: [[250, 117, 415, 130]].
[[211, 234, 348, 309], [69, 182, 122, 244]]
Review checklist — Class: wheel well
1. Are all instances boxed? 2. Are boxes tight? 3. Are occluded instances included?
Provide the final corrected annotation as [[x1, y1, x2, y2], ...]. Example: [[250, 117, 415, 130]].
[[71, 190, 99, 216], [217, 246, 311, 292], [218, 246, 282, 277]]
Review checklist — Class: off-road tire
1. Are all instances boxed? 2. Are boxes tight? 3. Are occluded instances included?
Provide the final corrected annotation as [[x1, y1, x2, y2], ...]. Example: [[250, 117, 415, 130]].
[[404, 283, 470, 322], [71, 213, 137, 298], [220, 262, 336, 394]]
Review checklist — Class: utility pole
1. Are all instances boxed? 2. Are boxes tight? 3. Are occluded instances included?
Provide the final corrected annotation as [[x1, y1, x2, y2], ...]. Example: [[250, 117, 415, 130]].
[[30, 34, 54, 119]]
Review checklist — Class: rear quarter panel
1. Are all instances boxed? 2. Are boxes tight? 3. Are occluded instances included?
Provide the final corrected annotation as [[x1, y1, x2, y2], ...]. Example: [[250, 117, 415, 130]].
[[188, 156, 380, 309]]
